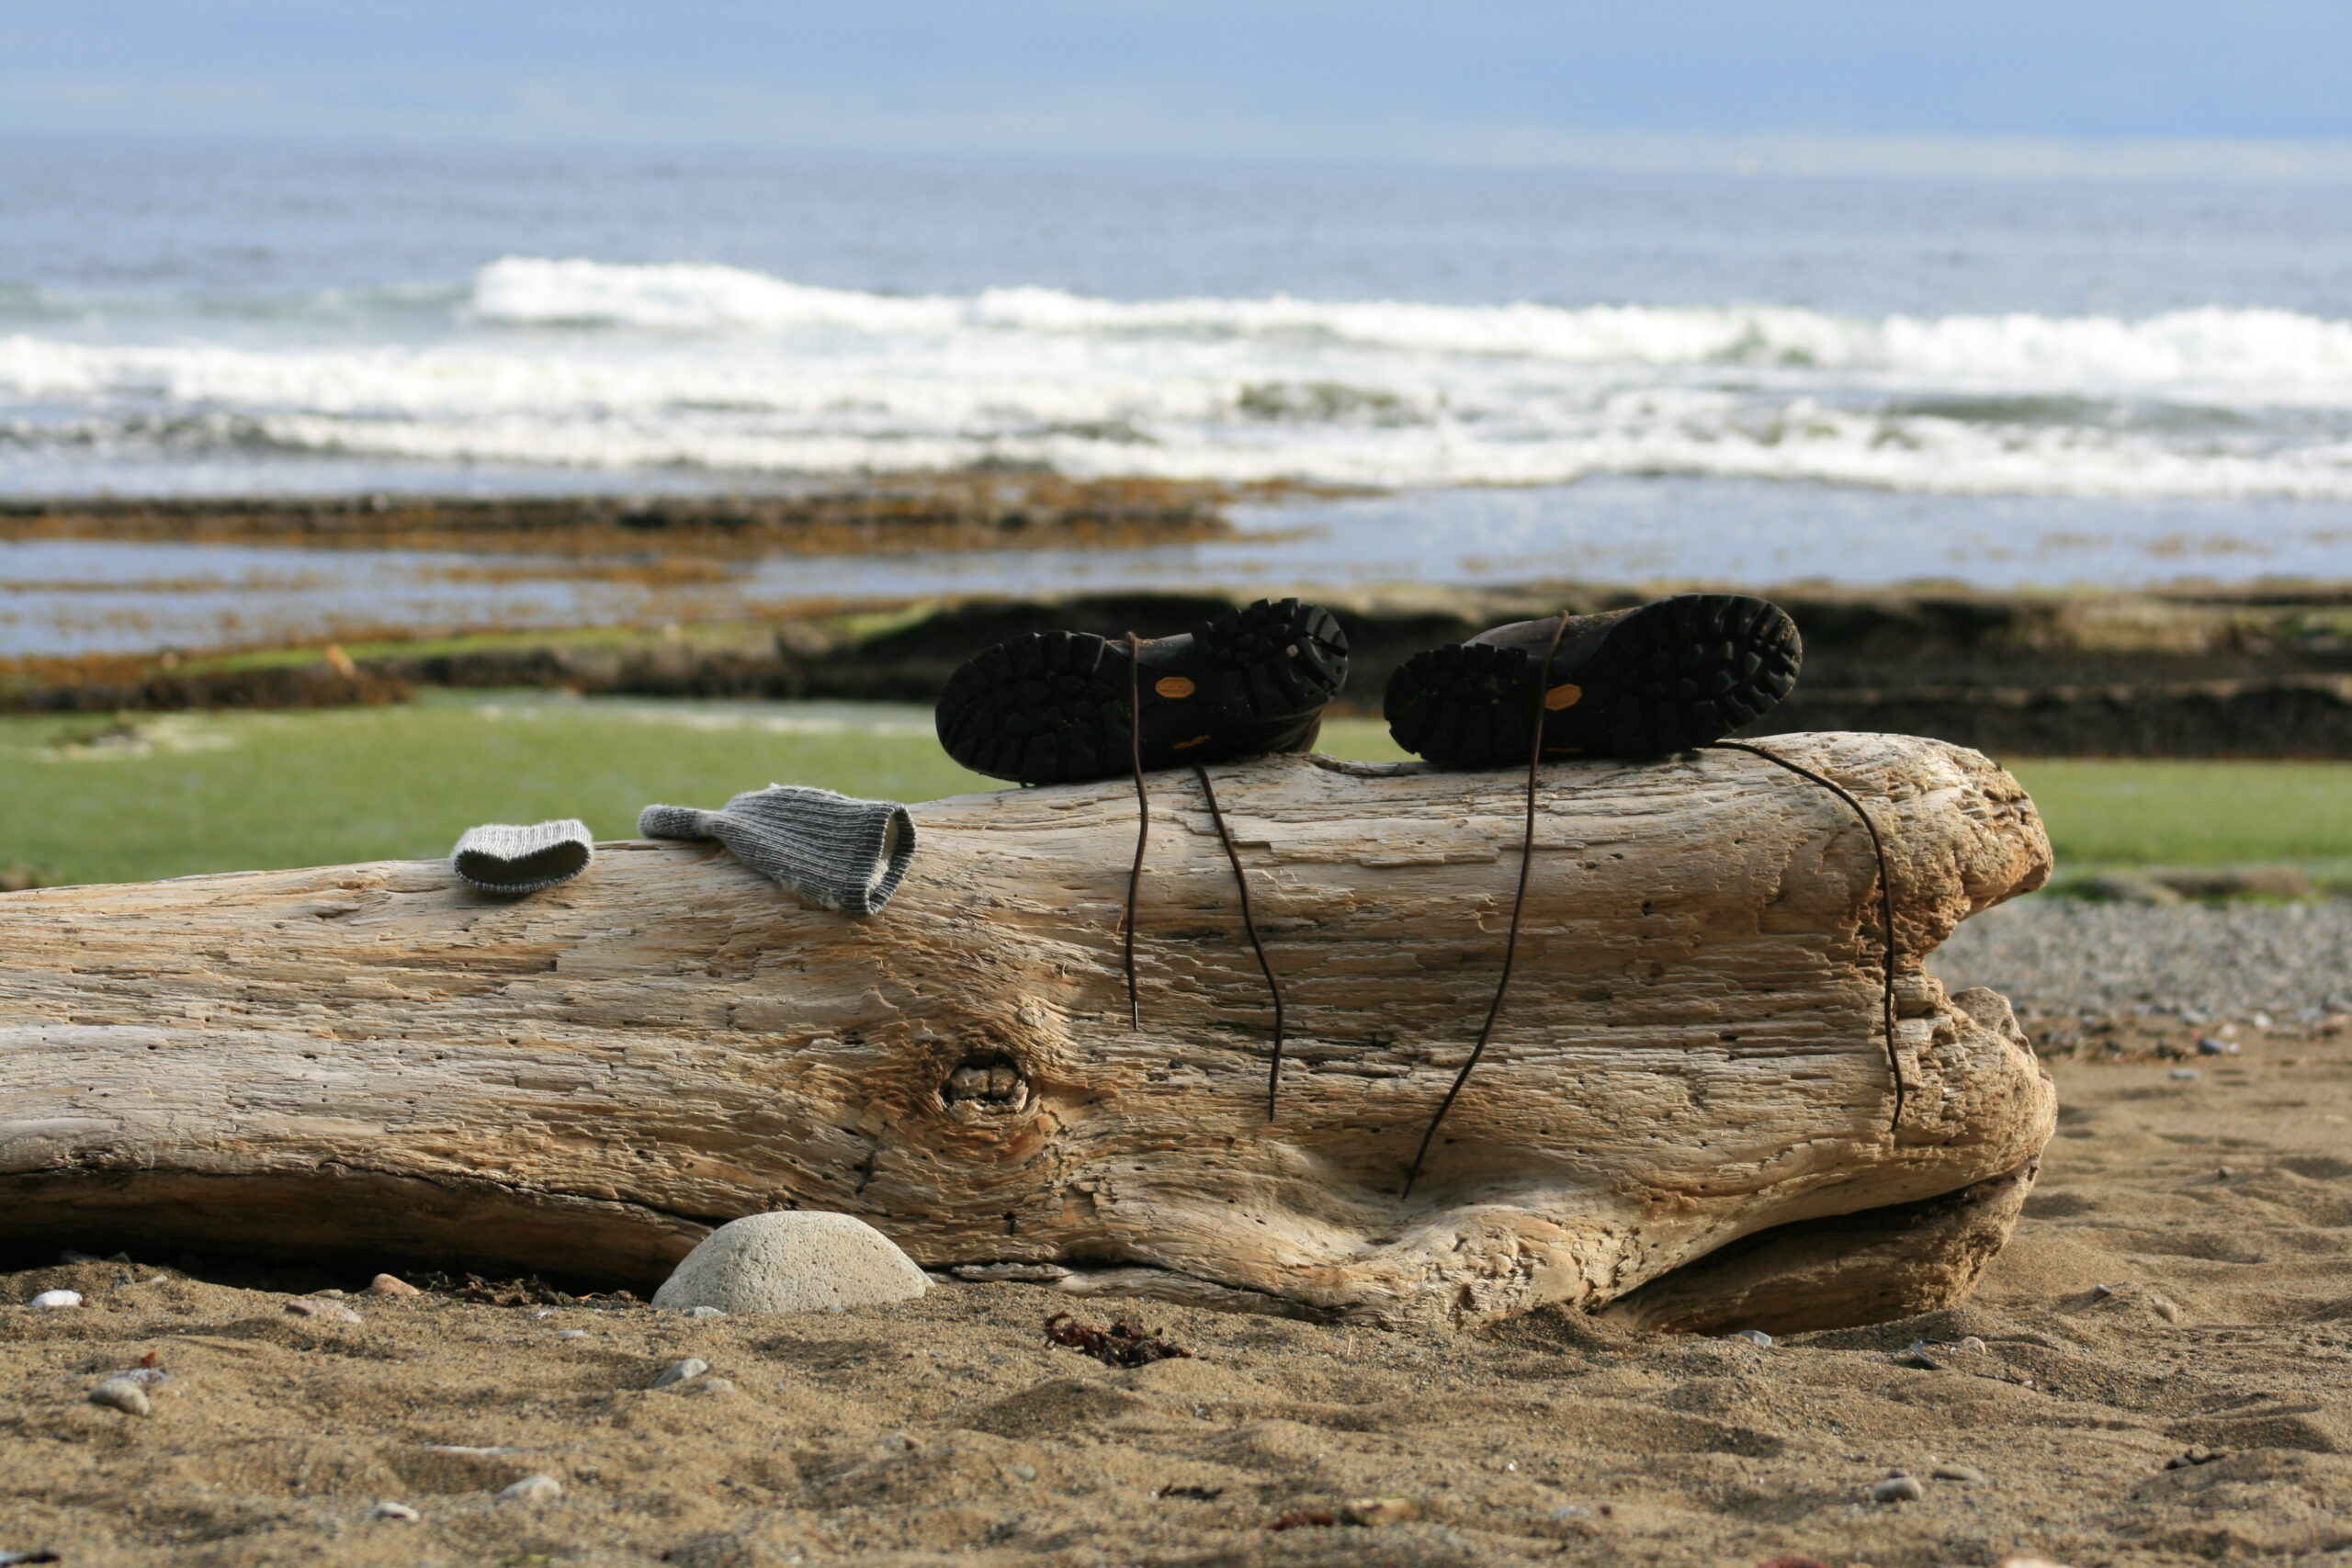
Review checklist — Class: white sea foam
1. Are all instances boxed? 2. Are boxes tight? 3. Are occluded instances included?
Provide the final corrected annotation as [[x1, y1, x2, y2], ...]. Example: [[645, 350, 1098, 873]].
[[471, 259, 964, 335], [472, 257, 2352, 394], [6, 257, 2352, 500]]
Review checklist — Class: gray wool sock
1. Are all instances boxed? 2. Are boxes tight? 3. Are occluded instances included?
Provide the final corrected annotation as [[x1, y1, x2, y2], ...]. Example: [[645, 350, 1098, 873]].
[[451, 818, 594, 894], [638, 785, 916, 916]]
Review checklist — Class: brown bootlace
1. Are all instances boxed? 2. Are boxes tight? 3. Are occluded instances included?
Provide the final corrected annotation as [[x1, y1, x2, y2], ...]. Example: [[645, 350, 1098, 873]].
[[1702, 739, 1905, 1134], [1193, 763, 1288, 1122], [1402, 610, 1574, 1198], [1121, 631, 1148, 1031], [1116, 633, 1289, 1117]]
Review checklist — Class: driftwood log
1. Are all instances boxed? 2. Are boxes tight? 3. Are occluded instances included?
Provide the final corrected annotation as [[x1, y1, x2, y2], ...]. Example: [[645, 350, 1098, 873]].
[[0, 733, 2052, 1331]]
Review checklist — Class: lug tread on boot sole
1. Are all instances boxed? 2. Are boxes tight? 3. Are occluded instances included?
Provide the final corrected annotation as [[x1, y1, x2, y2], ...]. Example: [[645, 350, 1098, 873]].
[[935, 598, 1349, 784], [1385, 593, 1800, 768]]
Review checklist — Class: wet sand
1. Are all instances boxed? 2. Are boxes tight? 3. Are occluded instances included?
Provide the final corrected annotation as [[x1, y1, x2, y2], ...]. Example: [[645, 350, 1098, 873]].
[[3, 1011, 2347, 1568]]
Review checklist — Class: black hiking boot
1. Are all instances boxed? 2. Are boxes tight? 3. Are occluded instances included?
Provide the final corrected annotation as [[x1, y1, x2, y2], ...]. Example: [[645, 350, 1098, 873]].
[[935, 597, 1350, 785], [1384, 593, 1800, 767]]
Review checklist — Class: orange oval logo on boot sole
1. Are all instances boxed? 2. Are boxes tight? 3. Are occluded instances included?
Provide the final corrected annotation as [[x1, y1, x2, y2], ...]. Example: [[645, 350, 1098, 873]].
[[1544, 682, 1584, 710], [1154, 676, 1197, 699]]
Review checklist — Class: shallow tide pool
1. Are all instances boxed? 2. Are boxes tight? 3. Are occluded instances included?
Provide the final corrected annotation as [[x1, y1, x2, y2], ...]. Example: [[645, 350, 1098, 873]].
[[8, 477, 2352, 659]]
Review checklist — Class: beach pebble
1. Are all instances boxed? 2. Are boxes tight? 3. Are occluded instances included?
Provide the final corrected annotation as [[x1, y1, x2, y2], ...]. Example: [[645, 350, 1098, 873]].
[[28, 1291, 81, 1310], [370, 1500, 421, 1522], [651, 1357, 709, 1389], [2195, 1035, 2236, 1055], [1931, 1462, 1986, 1483], [1725, 1328, 1773, 1348], [284, 1297, 363, 1323], [651, 1212, 929, 1316], [1956, 1337, 1989, 1353], [2169, 1067, 2201, 1080], [556, 1329, 589, 1340], [681, 1305, 728, 1319], [498, 1473, 563, 1504], [1871, 1473, 1926, 1503], [2149, 1293, 2183, 1323], [368, 1273, 421, 1296], [86, 1378, 152, 1416], [693, 1377, 739, 1396]]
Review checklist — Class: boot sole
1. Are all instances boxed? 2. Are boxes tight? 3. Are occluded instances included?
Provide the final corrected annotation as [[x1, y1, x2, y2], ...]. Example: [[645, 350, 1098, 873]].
[[1385, 593, 1801, 767], [935, 598, 1350, 784]]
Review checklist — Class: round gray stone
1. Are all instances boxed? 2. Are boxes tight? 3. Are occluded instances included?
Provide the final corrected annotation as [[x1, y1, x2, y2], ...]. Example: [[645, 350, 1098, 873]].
[[650, 1356, 709, 1389], [651, 1212, 929, 1315], [87, 1377, 152, 1416]]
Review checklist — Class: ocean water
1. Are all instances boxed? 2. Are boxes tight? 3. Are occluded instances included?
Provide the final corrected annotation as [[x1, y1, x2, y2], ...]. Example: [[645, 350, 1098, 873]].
[[5, 137, 2352, 608]]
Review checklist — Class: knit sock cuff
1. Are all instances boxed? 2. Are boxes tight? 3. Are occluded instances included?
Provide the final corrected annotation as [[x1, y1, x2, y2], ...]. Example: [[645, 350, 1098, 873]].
[[451, 818, 594, 894], [863, 807, 918, 914], [823, 800, 916, 915]]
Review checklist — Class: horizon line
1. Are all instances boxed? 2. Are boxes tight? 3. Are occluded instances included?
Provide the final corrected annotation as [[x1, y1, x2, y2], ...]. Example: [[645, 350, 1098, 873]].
[[8, 122, 2352, 185]]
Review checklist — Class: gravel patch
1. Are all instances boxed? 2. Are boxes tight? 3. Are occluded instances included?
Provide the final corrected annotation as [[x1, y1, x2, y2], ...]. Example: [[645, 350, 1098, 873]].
[[1935, 896, 2352, 1021]]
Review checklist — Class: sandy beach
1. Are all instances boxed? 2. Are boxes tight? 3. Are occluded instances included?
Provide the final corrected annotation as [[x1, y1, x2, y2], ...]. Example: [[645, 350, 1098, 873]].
[[2, 961, 2345, 1568]]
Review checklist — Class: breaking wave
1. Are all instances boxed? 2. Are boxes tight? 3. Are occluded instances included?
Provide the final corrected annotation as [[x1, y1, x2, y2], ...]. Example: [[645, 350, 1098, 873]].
[[472, 257, 2352, 396], [4, 257, 2351, 499]]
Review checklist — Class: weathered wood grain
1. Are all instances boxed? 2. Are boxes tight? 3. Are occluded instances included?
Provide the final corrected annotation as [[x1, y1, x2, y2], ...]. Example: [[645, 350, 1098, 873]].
[[0, 732, 2053, 1327]]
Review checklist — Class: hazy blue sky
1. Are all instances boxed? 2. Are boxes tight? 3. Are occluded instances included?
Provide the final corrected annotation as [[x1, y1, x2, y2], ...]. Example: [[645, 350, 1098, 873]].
[[5, 1, 2349, 175]]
